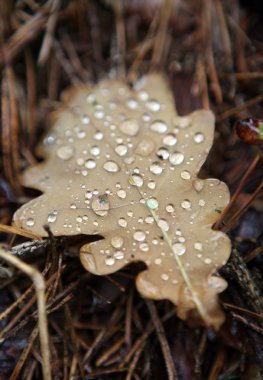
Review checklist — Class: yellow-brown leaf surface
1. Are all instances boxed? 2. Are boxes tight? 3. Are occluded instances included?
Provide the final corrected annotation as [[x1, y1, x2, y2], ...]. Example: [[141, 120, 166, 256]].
[[13, 74, 231, 329]]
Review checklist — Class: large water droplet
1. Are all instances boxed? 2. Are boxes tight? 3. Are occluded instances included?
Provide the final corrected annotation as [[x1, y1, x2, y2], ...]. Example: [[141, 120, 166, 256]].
[[111, 236, 124, 249], [146, 99, 160, 112], [172, 243, 186, 256], [26, 218, 35, 227], [146, 198, 159, 210], [135, 139, 155, 157], [194, 132, 204, 143], [163, 133, 177, 146], [156, 147, 169, 160], [129, 173, 144, 187], [133, 230, 146, 242], [85, 159, 96, 169], [103, 161, 120, 173], [47, 211, 58, 223], [150, 162, 163, 175], [169, 152, 184, 165], [91, 194, 110, 216], [115, 144, 128, 156], [105, 257, 115, 266], [157, 219, 169, 232], [119, 119, 140, 136], [150, 120, 167, 134], [56, 145, 74, 160]]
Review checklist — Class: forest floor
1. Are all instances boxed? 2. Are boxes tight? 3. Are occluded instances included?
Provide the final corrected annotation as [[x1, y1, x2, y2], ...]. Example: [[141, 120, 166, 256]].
[[0, 1, 263, 379]]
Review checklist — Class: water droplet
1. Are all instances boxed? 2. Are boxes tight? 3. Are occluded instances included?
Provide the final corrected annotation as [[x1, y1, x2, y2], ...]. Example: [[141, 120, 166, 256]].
[[94, 105, 105, 119], [70, 203, 77, 209], [146, 99, 160, 112], [194, 132, 204, 143], [142, 113, 151, 122], [150, 162, 163, 175], [199, 199, 206, 206], [161, 273, 169, 281], [129, 173, 143, 187], [85, 159, 96, 169], [47, 211, 58, 223], [150, 120, 167, 134], [126, 98, 138, 110], [208, 276, 226, 290], [56, 145, 74, 160], [163, 133, 177, 146], [103, 161, 120, 173], [180, 170, 191, 180], [94, 131, 104, 140], [138, 91, 149, 101], [155, 258, 162, 265], [90, 146, 100, 156], [147, 180, 156, 190], [117, 189, 126, 199], [172, 243, 186, 256], [193, 179, 204, 192], [139, 243, 149, 252], [105, 257, 115, 266], [174, 116, 191, 128], [133, 230, 146, 242], [157, 219, 169, 232], [114, 251, 124, 260], [115, 144, 128, 156], [204, 258, 212, 264], [146, 198, 159, 210], [86, 93, 96, 104], [118, 218, 127, 228], [81, 115, 90, 124], [119, 119, 140, 136], [85, 190, 93, 199], [91, 194, 110, 216], [135, 139, 155, 157], [181, 200, 192, 209], [111, 236, 124, 249], [194, 242, 203, 251], [26, 218, 35, 227], [76, 130, 86, 139], [145, 216, 154, 224], [156, 147, 169, 160], [169, 152, 184, 165], [166, 204, 175, 213]]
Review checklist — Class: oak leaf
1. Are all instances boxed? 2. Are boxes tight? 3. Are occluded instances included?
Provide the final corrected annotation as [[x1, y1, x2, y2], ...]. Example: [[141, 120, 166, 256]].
[[13, 74, 231, 329]]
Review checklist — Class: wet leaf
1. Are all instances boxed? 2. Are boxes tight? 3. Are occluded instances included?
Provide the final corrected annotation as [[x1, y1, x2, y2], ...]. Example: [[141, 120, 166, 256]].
[[13, 74, 231, 329]]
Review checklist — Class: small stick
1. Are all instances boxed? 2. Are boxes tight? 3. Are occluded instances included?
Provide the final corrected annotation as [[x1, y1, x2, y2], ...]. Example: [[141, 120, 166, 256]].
[[0, 248, 51, 380]]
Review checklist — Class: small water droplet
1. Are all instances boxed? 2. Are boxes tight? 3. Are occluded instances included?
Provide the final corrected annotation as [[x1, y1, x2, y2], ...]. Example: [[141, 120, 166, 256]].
[[76, 130, 86, 139], [86, 93, 96, 104], [105, 257, 115, 266], [193, 179, 204, 192], [166, 204, 175, 213], [114, 251, 124, 260], [150, 162, 163, 175], [138, 91, 149, 101], [157, 219, 169, 232], [147, 180, 156, 190], [169, 152, 184, 165], [156, 147, 169, 160], [85, 190, 93, 199], [194, 242, 203, 251], [85, 159, 96, 169], [94, 105, 105, 119], [126, 98, 138, 110], [91, 194, 110, 216], [111, 236, 124, 249], [133, 230, 146, 242], [172, 243, 186, 256], [26, 218, 35, 227], [142, 113, 151, 122], [145, 216, 154, 224], [155, 258, 162, 265], [204, 258, 212, 264], [161, 273, 169, 281], [146, 198, 159, 210], [118, 218, 127, 228], [146, 99, 160, 112], [139, 242, 149, 252], [174, 116, 191, 128], [56, 145, 74, 160], [47, 211, 58, 223], [198, 199, 206, 206], [163, 133, 177, 146], [115, 144, 128, 156], [150, 120, 167, 134], [181, 199, 192, 209], [135, 139, 155, 157], [90, 146, 100, 156], [180, 170, 191, 180], [94, 131, 104, 140], [81, 115, 90, 124], [129, 173, 144, 187], [103, 161, 120, 173], [117, 189, 126, 199], [194, 132, 204, 143], [119, 119, 140, 136]]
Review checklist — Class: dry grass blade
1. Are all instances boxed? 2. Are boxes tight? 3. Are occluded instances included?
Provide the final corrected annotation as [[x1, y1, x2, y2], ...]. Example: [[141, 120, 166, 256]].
[[0, 248, 51, 380]]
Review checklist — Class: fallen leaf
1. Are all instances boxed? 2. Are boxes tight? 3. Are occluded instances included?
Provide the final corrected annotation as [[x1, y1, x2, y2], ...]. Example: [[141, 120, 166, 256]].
[[13, 74, 231, 329]]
